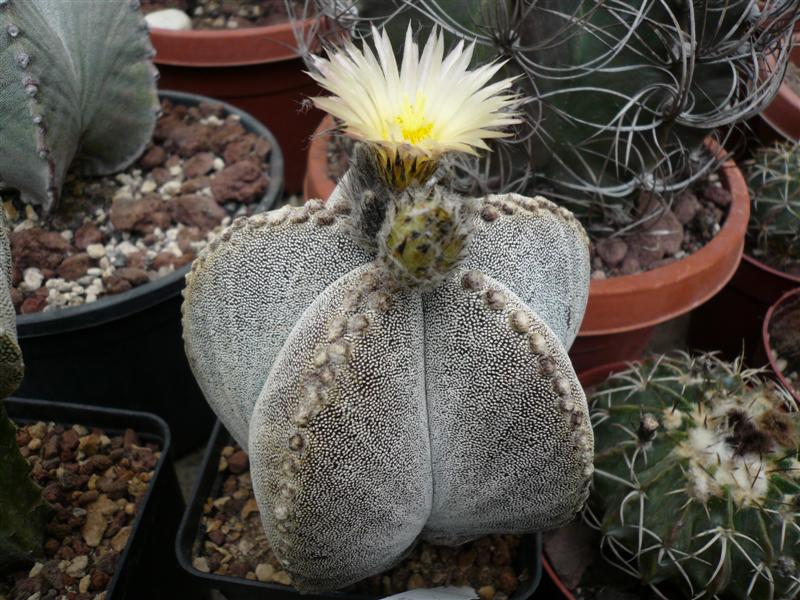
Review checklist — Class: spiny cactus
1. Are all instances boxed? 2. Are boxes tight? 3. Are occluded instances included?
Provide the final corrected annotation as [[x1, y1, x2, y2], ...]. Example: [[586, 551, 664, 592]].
[[587, 353, 800, 600], [745, 141, 800, 273], [0, 210, 48, 570], [182, 147, 593, 590], [0, 0, 159, 212], [295, 1, 798, 224]]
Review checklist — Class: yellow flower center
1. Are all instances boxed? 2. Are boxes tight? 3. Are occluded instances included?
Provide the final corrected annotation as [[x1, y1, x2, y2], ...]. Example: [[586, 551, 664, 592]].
[[394, 92, 434, 144]]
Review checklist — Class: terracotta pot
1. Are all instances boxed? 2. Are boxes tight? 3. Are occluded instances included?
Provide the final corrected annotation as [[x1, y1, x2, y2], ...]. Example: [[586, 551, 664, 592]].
[[762, 287, 800, 403], [688, 253, 800, 363], [303, 119, 749, 373], [571, 144, 750, 372], [304, 114, 338, 201], [150, 18, 324, 193], [759, 33, 800, 141]]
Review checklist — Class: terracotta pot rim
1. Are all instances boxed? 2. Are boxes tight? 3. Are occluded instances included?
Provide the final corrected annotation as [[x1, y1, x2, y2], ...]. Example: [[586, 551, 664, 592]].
[[759, 32, 800, 140], [762, 287, 800, 402], [150, 17, 317, 67], [542, 555, 575, 600], [304, 114, 338, 201], [742, 252, 800, 285], [581, 144, 750, 336]]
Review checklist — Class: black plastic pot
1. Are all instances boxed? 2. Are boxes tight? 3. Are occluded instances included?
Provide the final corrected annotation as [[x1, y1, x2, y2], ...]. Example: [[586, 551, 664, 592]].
[[177, 421, 543, 600], [5, 396, 190, 600], [14, 90, 284, 457]]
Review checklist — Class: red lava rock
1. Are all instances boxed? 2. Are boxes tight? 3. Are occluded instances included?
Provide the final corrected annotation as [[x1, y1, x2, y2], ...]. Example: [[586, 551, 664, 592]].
[[229, 561, 249, 578], [181, 176, 212, 194], [153, 112, 185, 143], [123, 429, 138, 450], [42, 482, 63, 503], [74, 223, 103, 251], [57, 253, 91, 281], [210, 118, 246, 152], [183, 152, 216, 178], [62, 429, 80, 451], [673, 190, 700, 225], [171, 194, 227, 230], [125, 251, 147, 270], [104, 276, 133, 296], [90, 569, 110, 590], [177, 227, 204, 253], [10, 227, 72, 271], [139, 145, 167, 169], [227, 450, 249, 474], [631, 208, 683, 267], [151, 166, 172, 185], [199, 101, 224, 117], [208, 529, 226, 546], [175, 124, 211, 157], [223, 137, 255, 164], [114, 268, 150, 286], [620, 255, 642, 276], [596, 238, 628, 268], [110, 194, 170, 234], [703, 185, 732, 207], [253, 136, 272, 161], [211, 160, 268, 204], [20, 288, 49, 314]]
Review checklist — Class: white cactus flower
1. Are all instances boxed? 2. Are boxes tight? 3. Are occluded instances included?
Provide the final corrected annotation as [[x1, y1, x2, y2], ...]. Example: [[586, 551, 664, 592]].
[[309, 26, 520, 188]]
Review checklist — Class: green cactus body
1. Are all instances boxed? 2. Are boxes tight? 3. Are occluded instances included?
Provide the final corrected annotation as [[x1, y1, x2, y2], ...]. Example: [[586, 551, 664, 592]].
[[590, 354, 800, 600], [0, 0, 158, 212], [182, 152, 593, 590], [745, 142, 800, 271], [313, 0, 798, 215], [0, 209, 48, 569]]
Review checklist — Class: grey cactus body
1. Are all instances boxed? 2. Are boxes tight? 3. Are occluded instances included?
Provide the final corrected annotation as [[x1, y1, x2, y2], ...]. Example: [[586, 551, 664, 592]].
[[183, 177, 592, 590], [0, 209, 22, 397], [0, 209, 48, 569], [0, 0, 158, 212]]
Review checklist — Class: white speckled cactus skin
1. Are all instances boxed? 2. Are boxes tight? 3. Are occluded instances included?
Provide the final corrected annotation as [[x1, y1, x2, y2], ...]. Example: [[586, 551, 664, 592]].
[[183, 181, 593, 591], [0, 209, 22, 397], [0, 0, 158, 212]]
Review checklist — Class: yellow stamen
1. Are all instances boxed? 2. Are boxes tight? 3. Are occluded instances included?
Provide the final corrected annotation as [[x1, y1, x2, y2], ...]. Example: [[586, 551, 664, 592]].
[[394, 92, 434, 145]]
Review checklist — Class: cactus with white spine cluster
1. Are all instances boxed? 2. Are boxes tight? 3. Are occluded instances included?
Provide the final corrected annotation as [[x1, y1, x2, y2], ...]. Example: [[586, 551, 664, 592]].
[[0, 0, 158, 212], [0, 210, 49, 569], [745, 142, 800, 272], [182, 145, 593, 590], [587, 353, 800, 600], [295, 0, 798, 224]]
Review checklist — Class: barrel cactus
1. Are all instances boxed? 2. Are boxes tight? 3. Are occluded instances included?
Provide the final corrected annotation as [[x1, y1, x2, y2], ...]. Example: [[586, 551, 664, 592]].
[[0, 0, 158, 212], [588, 353, 800, 599], [0, 210, 49, 570], [745, 141, 800, 274], [183, 25, 593, 591], [296, 0, 798, 224]]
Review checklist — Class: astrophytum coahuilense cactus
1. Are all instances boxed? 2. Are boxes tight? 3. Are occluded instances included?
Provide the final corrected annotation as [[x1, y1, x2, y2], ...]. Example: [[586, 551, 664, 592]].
[[0, 0, 158, 212], [182, 151, 593, 590], [588, 353, 800, 600], [0, 209, 49, 569]]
